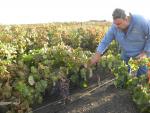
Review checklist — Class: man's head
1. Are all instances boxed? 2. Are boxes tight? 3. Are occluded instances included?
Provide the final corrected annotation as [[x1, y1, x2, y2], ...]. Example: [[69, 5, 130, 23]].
[[112, 8, 130, 30]]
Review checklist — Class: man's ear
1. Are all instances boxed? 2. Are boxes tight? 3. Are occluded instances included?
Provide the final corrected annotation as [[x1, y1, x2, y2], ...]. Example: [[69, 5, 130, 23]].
[[125, 17, 128, 21]]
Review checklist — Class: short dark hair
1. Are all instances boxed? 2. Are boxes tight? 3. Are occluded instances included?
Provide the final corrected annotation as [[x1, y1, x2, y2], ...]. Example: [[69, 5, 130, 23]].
[[112, 8, 126, 20]]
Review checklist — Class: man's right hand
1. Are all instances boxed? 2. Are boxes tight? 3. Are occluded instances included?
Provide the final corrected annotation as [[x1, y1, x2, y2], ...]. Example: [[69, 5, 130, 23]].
[[148, 69, 150, 84], [84, 52, 101, 69], [84, 60, 91, 69]]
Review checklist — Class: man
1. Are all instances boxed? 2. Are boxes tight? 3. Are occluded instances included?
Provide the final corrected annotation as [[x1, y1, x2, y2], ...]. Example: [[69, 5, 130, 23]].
[[86, 8, 150, 76]]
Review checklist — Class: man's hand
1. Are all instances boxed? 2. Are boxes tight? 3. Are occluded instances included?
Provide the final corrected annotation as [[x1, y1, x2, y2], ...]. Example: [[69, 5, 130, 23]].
[[147, 69, 150, 84], [84, 52, 101, 69], [84, 59, 91, 69], [135, 51, 147, 60]]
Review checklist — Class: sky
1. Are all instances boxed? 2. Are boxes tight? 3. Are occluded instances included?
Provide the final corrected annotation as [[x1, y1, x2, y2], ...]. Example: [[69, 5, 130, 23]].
[[0, 0, 150, 24]]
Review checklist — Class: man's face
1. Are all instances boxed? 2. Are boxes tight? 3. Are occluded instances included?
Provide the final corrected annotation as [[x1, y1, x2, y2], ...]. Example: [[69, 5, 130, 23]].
[[113, 18, 129, 30]]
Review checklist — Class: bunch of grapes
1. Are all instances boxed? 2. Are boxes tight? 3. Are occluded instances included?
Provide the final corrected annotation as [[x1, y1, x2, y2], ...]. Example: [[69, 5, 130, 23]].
[[58, 75, 71, 104]]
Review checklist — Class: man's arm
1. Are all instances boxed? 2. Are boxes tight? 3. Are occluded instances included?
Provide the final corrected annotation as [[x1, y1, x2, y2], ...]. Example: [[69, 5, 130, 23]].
[[96, 25, 115, 54], [85, 52, 101, 68], [133, 16, 150, 59], [141, 18, 150, 56], [85, 26, 115, 68]]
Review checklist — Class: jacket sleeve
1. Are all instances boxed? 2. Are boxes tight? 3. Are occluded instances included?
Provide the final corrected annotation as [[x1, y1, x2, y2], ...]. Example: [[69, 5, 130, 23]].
[[141, 18, 150, 53], [96, 25, 115, 54]]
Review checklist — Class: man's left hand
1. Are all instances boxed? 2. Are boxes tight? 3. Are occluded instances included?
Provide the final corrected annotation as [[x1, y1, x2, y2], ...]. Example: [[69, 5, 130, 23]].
[[136, 51, 147, 60], [148, 70, 150, 84]]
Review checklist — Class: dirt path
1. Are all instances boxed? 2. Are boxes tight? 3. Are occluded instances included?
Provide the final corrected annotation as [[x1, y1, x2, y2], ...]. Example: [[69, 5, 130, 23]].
[[34, 80, 140, 113], [57, 82, 139, 113]]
